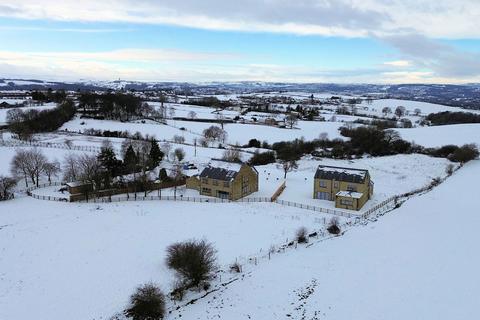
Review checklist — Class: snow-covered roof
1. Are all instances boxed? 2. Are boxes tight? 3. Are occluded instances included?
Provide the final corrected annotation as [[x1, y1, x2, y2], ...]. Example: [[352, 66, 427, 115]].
[[208, 159, 243, 172], [199, 159, 244, 181], [315, 165, 368, 183], [336, 191, 364, 199]]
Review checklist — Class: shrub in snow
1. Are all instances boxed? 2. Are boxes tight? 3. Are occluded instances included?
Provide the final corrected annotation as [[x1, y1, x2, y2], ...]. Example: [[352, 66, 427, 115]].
[[449, 144, 479, 163], [0, 175, 17, 200], [296, 227, 308, 244], [125, 283, 165, 320], [248, 151, 276, 166], [327, 218, 341, 235], [446, 164, 454, 176], [166, 239, 218, 289], [230, 262, 242, 273], [170, 280, 186, 301]]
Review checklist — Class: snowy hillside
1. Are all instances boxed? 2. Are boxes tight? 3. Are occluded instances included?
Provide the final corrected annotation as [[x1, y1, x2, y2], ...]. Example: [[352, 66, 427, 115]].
[[171, 160, 480, 320]]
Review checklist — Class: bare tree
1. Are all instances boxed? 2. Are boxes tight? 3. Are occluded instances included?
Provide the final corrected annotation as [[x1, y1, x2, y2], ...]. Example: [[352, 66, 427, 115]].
[[29, 149, 48, 187], [63, 153, 79, 182], [11, 148, 47, 187], [171, 164, 184, 199], [222, 149, 242, 162], [43, 160, 61, 183], [395, 106, 406, 118], [319, 132, 329, 141], [414, 108, 422, 116], [10, 149, 31, 187], [281, 159, 298, 179], [202, 126, 227, 144], [161, 142, 171, 161], [215, 113, 226, 129], [131, 140, 152, 195], [173, 135, 185, 144], [285, 114, 298, 129], [382, 107, 392, 116], [188, 110, 197, 119], [76, 154, 102, 188]]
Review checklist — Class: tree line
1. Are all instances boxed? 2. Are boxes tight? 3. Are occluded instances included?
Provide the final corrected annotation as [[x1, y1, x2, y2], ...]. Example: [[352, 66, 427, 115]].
[[31, 89, 67, 103], [78, 92, 157, 121], [7, 100, 76, 139], [248, 126, 479, 171], [426, 111, 480, 126]]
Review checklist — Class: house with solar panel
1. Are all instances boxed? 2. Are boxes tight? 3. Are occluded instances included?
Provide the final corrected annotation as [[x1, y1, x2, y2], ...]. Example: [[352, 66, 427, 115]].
[[186, 160, 259, 200], [313, 165, 374, 210]]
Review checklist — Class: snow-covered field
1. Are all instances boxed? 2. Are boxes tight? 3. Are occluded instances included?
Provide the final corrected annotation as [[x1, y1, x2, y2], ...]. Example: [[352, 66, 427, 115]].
[[396, 123, 480, 148], [171, 160, 480, 320], [60, 117, 347, 145], [358, 98, 477, 115], [170, 120, 346, 145], [154, 102, 239, 120], [1, 92, 480, 320], [0, 199, 327, 320], [248, 154, 453, 212]]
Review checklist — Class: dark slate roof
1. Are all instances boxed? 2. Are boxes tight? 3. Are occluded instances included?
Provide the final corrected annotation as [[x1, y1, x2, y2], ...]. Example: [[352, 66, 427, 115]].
[[199, 166, 239, 181], [314, 165, 368, 183]]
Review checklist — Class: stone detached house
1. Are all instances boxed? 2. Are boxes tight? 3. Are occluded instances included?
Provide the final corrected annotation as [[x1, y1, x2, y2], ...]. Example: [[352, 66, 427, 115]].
[[313, 165, 374, 210], [186, 160, 259, 200]]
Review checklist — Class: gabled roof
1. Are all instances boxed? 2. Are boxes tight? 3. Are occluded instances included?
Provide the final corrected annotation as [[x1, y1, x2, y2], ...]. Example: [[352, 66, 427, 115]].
[[199, 159, 255, 181], [315, 165, 368, 184], [200, 166, 238, 181]]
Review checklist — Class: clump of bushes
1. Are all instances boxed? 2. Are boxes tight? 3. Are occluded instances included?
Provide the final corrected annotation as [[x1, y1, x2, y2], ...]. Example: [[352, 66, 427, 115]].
[[8, 100, 76, 138], [125, 283, 166, 320], [327, 218, 341, 235], [166, 239, 218, 290], [248, 151, 276, 166], [426, 111, 480, 126], [230, 261, 242, 273], [445, 164, 455, 176], [296, 227, 308, 243]]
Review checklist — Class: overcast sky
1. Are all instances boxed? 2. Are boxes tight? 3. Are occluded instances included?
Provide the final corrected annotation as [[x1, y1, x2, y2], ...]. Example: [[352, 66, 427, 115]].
[[0, 0, 479, 83]]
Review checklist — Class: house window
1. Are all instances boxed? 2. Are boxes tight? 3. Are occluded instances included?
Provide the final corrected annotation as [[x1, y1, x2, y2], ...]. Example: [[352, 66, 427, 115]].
[[201, 178, 208, 184], [223, 181, 230, 188], [333, 181, 339, 188], [201, 187, 211, 194], [347, 184, 357, 192], [212, 179, 218, 186], [340, 199, 353, 206], [316, 192, 330, 200], [319, 180, 327, 188], [242, 176, 249, 194]]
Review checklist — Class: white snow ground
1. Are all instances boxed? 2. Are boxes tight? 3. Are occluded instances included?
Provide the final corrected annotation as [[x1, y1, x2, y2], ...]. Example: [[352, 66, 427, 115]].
[[0, 199, 326, 320], [171, 160, 480, 320], [396, 123, 480, 148]]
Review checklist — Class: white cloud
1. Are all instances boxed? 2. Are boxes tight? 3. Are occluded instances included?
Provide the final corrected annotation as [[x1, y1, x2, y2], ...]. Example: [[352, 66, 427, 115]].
[[380, 33, 480, 78], [383, 60, 411, 67], [1, 0, 480, 38]]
